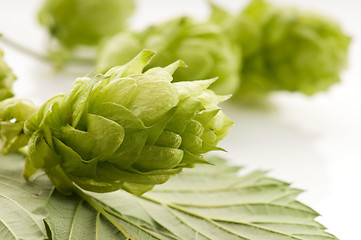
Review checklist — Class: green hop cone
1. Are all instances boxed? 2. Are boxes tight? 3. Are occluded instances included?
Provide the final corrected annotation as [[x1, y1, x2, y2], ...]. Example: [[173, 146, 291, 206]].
[[24, 50, 233, 195], [0, 98, 38, 155], [38, 0, 135, 48], [97, 17, 241, 95], [211, 0, 350, 97], [0, 49, 16, 101]]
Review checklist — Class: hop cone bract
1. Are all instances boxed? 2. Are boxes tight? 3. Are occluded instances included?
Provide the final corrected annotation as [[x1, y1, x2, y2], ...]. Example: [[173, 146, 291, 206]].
[[0, 98, 38, 155]]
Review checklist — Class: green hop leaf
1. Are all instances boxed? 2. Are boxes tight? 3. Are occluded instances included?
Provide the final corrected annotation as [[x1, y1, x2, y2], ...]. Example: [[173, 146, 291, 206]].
[[0, 98, 38, 155], [211, 0, 350, 97], [0, 153, 336, 239], [97, 17, 241, 95], [38, 0, 135, 48], [0, 153, 52, 240], [24, 50, 233, 195], [0, 49, 16, 101]]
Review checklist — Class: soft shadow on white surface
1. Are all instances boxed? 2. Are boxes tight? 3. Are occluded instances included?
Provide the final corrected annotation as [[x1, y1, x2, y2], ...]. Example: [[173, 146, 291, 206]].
[[217, 102, 329, 199]]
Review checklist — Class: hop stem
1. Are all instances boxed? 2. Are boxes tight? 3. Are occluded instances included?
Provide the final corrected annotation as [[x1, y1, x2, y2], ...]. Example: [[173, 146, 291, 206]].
[[0, 35, 93, 65], [0, 35, 50, 62]]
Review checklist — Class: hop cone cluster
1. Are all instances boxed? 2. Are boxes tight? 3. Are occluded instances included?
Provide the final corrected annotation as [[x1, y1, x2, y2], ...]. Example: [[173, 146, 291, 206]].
[[0, 98, 38, 155], [24, 50, 233, 195], [38, 0, 135, 48], [211, 0, 350, 97], [97, 17, 240, 95], [0, 49, 16, 101]]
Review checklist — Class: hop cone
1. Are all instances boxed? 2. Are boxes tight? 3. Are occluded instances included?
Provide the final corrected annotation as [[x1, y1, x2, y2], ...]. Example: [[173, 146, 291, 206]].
[[211, 0, 350, 97], [0, 98, 38, 155], [38, 0, 135, 48], [24, 50, 233, 195], [97, 17, 241, 95], [0, 49, 16, 101]]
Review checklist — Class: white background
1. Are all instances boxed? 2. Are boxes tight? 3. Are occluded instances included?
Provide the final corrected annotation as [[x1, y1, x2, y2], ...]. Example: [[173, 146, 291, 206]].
[[0, 0, 360, 239]]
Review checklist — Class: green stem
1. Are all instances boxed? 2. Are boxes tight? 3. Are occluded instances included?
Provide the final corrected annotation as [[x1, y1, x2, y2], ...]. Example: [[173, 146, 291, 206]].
[[72, 186, 137, 240], [0, 35, 94, 65], [0, 35, 50, 62]]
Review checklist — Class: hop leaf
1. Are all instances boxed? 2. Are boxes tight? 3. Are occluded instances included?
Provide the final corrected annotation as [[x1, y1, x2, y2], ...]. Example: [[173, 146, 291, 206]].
[[0, 98, 38, 155], [38, 0, 135, 48], [0, 49, 16, 101], [211, 0, 350, 97], [24, 50, 233, 195], [0, 153, 337, 240], [97, 17, 241, 95]]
